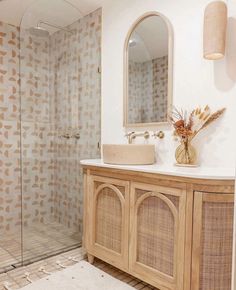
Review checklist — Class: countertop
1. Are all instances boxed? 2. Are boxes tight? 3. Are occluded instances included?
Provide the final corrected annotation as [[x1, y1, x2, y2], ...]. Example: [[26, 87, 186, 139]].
[[80, 159, 236, 180]]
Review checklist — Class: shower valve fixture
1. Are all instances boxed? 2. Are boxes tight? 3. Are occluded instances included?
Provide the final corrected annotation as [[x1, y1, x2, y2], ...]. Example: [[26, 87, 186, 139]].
[[59, 131, 80, 140]]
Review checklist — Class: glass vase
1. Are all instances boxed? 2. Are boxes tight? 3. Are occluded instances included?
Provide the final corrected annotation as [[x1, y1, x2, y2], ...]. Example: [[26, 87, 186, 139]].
[[175, 140, 197, 165]]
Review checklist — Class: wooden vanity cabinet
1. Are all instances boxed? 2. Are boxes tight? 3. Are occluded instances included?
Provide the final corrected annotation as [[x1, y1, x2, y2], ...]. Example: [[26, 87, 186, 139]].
[[82, 166, 235, 290]]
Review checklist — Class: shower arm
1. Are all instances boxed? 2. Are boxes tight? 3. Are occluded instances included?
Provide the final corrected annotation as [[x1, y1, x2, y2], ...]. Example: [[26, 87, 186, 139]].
[[37, 20, 73, 34]]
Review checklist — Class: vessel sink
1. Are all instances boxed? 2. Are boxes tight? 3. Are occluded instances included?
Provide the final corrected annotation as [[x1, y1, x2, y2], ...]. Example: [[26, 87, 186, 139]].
[[102, 144, 155, 165]]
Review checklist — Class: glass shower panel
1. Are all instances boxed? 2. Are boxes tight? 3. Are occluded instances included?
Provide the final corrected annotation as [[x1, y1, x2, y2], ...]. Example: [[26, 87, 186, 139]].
[[20, 0, 101, 264], [0, 19, 22, 272]]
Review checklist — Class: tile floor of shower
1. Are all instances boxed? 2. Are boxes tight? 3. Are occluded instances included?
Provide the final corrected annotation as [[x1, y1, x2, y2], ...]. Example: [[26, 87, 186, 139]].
[[0, 222, 80, 273]]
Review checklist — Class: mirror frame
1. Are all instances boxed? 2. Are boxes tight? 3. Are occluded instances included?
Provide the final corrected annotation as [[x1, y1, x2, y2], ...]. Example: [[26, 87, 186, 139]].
[[123, 11, 173, 128]]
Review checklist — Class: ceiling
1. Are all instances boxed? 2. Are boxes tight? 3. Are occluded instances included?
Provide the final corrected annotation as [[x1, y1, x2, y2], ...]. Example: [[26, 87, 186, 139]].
[[0, 0, 104, 27]]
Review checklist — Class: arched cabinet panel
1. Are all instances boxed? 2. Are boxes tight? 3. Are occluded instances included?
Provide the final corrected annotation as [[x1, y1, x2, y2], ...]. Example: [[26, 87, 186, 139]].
[[85, 175, 129, 270], [95, 183, 123, 253], [136, 193, 177, 277], [129, 182, 186, 290]]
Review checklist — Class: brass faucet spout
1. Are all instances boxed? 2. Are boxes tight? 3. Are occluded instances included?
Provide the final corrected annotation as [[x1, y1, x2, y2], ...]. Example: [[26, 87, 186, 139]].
[[125, 131, 150, 144]]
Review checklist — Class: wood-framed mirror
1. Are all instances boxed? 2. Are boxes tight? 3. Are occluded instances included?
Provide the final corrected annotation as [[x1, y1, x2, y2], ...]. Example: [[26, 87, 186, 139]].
[[124, 12, 173, 127]]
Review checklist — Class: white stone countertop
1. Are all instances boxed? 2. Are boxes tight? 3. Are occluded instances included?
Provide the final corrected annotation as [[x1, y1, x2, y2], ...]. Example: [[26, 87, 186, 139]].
[[80, 159, 236, 180]]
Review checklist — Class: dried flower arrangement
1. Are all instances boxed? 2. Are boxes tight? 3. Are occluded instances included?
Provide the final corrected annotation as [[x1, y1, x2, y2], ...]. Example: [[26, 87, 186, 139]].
[[170, 106, 226, 165]]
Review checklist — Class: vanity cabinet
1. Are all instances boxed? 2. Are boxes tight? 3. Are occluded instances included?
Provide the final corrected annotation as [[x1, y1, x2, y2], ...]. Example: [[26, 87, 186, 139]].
[[82, 165, 235, 290]]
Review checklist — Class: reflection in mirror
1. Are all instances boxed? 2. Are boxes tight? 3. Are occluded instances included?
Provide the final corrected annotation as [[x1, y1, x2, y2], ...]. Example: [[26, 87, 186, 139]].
[[125, 14, 172, 126]]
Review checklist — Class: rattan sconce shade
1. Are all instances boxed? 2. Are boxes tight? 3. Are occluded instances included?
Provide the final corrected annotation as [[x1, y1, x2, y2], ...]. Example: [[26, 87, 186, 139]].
[[203, 1, 227, 60]]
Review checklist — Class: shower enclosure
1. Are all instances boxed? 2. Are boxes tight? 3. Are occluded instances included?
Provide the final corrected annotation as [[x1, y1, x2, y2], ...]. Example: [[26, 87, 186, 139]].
[[0, 0, 101, 271]]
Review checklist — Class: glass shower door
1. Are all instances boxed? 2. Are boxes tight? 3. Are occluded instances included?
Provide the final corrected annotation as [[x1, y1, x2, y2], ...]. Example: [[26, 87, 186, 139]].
[[0, 19, 22, 272], [19, 0, 101, 264]]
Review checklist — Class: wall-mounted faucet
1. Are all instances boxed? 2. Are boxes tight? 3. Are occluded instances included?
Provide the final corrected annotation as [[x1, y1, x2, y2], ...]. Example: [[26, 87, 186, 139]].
[[125, 130, 164, 144], [125, 131, 150, 144]]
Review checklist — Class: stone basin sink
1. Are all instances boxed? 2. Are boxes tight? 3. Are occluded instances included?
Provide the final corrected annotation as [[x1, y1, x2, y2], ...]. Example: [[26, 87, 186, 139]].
[[102, 144, 155, 165]]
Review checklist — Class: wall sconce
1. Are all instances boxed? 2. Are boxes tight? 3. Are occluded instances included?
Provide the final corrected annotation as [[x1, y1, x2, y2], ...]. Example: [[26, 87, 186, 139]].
[[203, 1, 228, 60]]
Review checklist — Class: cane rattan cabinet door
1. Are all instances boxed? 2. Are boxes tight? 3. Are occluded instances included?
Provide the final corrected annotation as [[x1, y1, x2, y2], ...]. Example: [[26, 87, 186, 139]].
[[86, 175, 130, 270], [192, 192, 234, 290], [129, 182, 187, 290]]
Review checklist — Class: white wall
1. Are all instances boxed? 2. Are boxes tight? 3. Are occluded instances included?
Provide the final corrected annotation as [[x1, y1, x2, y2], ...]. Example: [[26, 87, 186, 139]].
[[101, 0, 236, 168]]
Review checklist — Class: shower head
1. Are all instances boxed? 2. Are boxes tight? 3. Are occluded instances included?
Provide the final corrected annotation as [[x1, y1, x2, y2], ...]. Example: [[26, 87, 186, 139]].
[[29, 20, 73, 37], [29, 25, 50, 37]]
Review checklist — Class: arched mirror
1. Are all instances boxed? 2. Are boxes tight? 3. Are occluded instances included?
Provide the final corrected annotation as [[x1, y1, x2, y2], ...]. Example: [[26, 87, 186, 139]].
[[124, 12, 173, 127]]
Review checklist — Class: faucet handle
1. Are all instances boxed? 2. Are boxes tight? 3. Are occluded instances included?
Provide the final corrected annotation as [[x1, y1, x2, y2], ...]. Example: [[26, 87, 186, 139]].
[[153, 131, 165, 139], [143, 131, 150, 140], [61, 133, 71, 139], [73, 133, 80, 140]]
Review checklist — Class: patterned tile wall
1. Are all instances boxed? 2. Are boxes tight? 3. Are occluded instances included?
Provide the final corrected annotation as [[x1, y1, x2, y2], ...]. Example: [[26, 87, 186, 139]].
[[20, 27, 54, 228], [0, 8, 101, 237], [128, 61, 143, 123], [0, 22, 20, 121], [0, 21, 21, 234], [128, 55, 168, 123], [151, 56, 168, 121], [20, 30, 50, 123]]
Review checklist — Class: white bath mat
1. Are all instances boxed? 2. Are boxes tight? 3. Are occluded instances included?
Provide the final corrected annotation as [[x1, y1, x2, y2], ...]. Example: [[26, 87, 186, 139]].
[[19, 261, 135, 290]]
